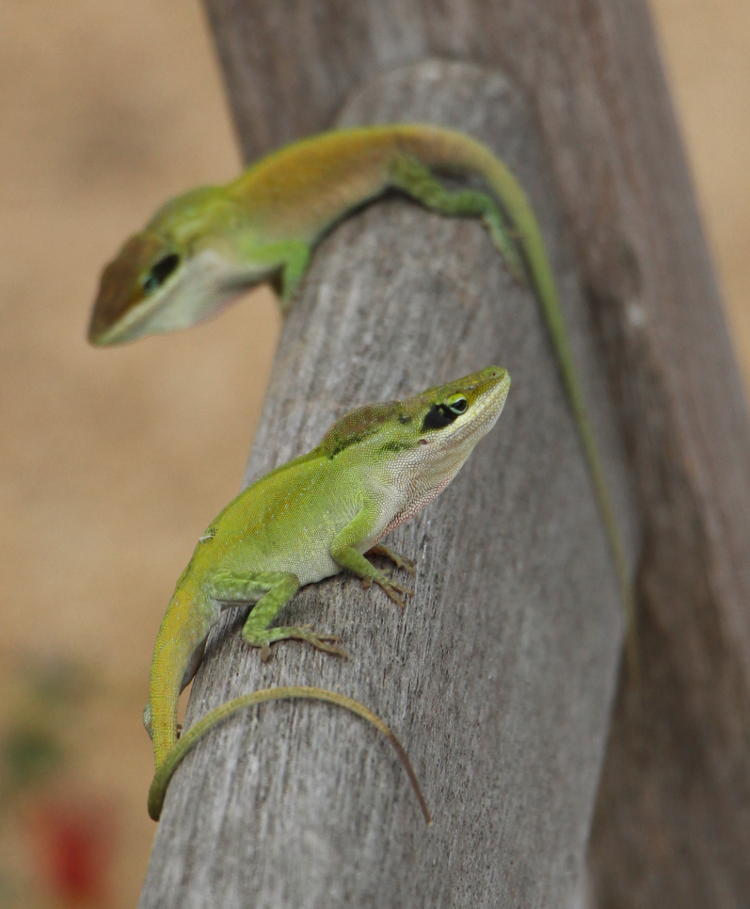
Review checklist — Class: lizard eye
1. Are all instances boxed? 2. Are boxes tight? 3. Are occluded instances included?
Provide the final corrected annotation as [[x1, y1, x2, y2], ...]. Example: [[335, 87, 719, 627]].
[[446, 395, 468, 416], [421, 395, 470, 431], [143, 253, 180, 294], [422, 403, 457, 431]]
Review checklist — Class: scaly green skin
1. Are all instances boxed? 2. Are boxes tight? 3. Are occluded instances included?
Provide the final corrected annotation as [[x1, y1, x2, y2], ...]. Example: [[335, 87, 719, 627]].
[[146, 366, 510, 821], [89, 123, 631, 643]]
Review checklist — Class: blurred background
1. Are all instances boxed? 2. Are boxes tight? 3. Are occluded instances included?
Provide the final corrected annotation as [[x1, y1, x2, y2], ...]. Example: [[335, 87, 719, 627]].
[[1, 2, 747, 905]]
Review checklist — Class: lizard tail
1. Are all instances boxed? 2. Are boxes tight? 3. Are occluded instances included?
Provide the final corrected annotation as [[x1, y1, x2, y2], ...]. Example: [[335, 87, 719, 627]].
[[396, 124, 634, 651], [148, 588, 213, 768], [147, 685, 431, 824]]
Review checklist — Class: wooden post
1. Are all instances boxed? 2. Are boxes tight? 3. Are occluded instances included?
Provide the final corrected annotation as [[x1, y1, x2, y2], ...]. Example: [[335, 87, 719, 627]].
[[139, 61, 627, 907], [141, 2, 750, 906]]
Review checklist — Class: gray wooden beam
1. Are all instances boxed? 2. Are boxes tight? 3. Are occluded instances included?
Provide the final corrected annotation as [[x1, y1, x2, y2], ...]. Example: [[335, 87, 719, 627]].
[[198, 4, 750, 906], [139, 62, 626, 908]]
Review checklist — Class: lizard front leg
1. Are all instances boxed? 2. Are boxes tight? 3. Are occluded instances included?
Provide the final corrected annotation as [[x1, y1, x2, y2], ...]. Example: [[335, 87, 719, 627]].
[[207, 569, 345, 661], [367, 543, 416, 575], [277, 241, 311, 309], [331, 508, 414, 609]]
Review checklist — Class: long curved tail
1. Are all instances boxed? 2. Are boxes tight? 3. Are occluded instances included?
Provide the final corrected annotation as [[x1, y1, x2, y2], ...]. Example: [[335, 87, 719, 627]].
[[148, 588, 212, 767], [397, 124, 633, 643], [148, 685, 431, 823]]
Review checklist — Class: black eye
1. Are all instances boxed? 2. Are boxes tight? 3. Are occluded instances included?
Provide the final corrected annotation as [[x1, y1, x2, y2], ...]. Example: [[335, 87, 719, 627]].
[[421, 403, 456, 431], [143, 253, 180, 293], [421, 395, 470, 431]]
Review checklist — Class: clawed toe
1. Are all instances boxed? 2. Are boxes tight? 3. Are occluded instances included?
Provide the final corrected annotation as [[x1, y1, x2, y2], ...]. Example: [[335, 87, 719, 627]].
[[295, 627, 347, 658], [375, 578, 413, 609]]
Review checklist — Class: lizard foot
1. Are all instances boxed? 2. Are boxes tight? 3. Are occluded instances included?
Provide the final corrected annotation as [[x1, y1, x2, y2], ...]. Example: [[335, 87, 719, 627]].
[[294, 625, 348, 658], [362, 575, 414, 609], [253, 626, 348, 662], [367, 543, 416, 575]]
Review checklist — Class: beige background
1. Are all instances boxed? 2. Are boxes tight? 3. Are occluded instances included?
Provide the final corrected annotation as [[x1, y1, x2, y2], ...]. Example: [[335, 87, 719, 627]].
[[1, 2, 747, 904]]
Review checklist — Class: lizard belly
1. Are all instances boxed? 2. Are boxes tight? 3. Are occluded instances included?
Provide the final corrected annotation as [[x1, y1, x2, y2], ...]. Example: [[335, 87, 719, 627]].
[[248, 522, 342, 589], [290, 550, 340, 588]]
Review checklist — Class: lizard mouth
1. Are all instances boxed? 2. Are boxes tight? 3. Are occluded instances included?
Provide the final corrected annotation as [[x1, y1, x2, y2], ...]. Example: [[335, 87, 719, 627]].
[[415, 367, 510, 463], [447, 368, 510, 446], [88, 233, 165, 345]]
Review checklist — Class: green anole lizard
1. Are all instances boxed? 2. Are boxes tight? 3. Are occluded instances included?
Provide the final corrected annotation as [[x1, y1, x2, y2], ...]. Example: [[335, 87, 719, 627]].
[[145, 365, 510, 822], [88, 123, 631, 639]]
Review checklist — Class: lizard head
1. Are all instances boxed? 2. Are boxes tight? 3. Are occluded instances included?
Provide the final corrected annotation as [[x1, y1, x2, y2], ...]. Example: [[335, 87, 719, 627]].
[[321, 366, 510, 482], [88, 187, 255, 346]]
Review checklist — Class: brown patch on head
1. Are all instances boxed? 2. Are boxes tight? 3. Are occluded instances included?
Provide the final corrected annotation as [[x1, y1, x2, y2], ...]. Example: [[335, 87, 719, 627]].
[[88, 232, 165, 342], [322, 401, 401, 458]]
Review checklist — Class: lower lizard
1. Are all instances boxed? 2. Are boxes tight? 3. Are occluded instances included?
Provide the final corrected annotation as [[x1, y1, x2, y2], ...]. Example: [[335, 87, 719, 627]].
[[146, 365, 510, 820]]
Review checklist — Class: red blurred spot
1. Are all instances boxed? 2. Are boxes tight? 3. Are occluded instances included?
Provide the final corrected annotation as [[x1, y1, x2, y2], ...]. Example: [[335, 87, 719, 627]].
[[28, 796, 116, 907]]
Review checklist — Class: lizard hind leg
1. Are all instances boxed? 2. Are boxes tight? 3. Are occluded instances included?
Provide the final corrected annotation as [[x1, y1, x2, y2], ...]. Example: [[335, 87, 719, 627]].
[[389, 154, 526, 283], [208, 569, 347, 661]]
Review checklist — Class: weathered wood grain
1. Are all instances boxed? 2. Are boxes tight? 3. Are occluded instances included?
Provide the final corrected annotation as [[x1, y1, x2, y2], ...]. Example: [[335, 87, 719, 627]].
[[139, 62, 628, 908], [195, 4, 750, 907]]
